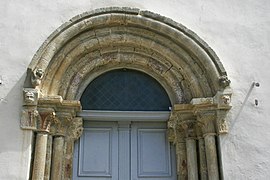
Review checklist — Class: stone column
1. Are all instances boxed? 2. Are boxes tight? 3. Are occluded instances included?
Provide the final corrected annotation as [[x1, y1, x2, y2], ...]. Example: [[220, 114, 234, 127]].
[[50, 113, 72, 180], [199, 113, 220, 180], [167, 113, 188, 180], [63, 117, 83, 180], [175, 132, 187, 180], [51, 136, 65, 180], [198, 137, 208, 179], [181, 121, 198, 180], [44, 135, 53, 180], [204, 134, 219, 180], [32, 109, 55, 180]]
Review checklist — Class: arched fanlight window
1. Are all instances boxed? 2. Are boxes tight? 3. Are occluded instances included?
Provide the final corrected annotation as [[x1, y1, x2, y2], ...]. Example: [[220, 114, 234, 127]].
[[80, 69, 171, 111]]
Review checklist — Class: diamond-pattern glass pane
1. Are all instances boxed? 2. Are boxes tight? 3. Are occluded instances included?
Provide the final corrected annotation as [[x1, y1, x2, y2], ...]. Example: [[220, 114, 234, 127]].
[[81, 69, 171, 111]]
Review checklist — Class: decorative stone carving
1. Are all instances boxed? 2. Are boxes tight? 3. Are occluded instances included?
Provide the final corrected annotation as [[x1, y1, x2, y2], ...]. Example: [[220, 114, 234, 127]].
[[67, 117, 83, 140], [214, 90, 232, 109], [23, 88, 38, 106], [21, 88, 39, 130], [51, 112, 72, 136], [221, 95, 231, 105], [216, 110, 229, 134], [36, 108, 56, 132], [197, 111, 216, 136], [21, 7, 234, 180], [31, 68, 44, 87], [21, 108, 39, 130], [167, 114, 177, 143], [219, 75, 231, 88], [179, 120, 197, 138]]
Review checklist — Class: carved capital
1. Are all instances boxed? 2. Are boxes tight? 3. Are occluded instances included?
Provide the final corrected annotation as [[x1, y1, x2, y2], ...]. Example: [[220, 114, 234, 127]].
[[36, 108, 56, 132], [51, 112, 73, 136], [179, 120, 197, 138], [197, 111, 216, 136], [67, 117, 83, 140]]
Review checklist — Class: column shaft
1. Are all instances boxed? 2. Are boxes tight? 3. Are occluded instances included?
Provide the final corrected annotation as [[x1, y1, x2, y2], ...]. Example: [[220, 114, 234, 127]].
[[186, 138, 199, 180], [63, 139, 74, 180], [198, 138, 208, 180], [204, 135, 219, 180], [51, 136, 65, 180], [176, 142, 187, 180], [44, 135, 53, 180], [32, 133, 48, 180]]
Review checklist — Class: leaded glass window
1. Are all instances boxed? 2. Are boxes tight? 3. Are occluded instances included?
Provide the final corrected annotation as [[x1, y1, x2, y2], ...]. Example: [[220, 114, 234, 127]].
[[80, 69, 171, 111]]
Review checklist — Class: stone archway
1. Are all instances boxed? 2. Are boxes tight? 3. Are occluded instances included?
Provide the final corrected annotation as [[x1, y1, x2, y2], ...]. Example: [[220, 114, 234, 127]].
[[21, 7, 232, 180]]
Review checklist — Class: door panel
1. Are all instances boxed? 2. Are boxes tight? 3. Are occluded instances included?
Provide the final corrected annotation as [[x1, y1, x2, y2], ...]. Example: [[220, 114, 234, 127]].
[[131, 122, 177, 180], [79, 128, 113, 177], [137, 129, 171, 177], [73, 122, 118, 180], [73, 121, 176, 180]]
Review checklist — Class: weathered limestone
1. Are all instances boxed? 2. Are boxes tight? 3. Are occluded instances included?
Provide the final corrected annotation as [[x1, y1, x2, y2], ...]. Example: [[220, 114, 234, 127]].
[[51, 136, 65, 180], [44, 135, 53, 180], [63, 117, 83, 180], [21, 94, 82, 180], [32, 133, 49, 180], [21, 7, 232, 180], [32, 108, 55, 180], [198, 112, 220, 180], [21, 88, 39, 130], [196, 126, 208, 180], [168, 90, 231, 180]]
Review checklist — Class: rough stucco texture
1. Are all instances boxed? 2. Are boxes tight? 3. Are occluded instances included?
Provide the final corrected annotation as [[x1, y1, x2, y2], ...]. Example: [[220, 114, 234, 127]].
[[0, 0, 270, 179]]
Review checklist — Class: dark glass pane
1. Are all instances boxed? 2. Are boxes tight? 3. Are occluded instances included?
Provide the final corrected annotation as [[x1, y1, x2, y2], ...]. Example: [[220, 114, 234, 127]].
[[80, 69, 171, 111]]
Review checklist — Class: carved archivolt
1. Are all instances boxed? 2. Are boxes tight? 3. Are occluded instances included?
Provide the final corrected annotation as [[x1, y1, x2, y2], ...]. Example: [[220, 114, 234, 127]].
[[22, 7, 232, 180]]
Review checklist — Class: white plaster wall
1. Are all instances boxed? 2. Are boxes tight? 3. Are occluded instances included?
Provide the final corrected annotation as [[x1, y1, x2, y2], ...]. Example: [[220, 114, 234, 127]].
[[0, 0, 269, 179]]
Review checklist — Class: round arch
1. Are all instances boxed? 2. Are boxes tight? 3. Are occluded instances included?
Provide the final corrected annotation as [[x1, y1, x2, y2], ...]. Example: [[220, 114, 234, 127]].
[[24, 7, 230, 103], [21, 7, 232, 180]]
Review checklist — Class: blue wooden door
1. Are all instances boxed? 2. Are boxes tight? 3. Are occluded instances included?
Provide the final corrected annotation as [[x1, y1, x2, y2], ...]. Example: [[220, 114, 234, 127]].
[[73, 121, 176, 180]]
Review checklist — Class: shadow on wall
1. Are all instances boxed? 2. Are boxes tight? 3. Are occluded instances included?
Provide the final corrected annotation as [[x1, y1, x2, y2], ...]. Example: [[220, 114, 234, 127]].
[[0, 71, 33, 179]]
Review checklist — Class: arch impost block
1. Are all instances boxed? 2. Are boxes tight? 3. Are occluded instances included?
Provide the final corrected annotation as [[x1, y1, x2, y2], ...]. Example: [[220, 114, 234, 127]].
[[38, 96, 81, 116]]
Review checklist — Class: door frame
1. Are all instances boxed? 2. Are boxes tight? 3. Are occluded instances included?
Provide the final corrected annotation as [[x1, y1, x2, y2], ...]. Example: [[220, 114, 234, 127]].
[[74, 110, 176, 180], [78, 110, 171, 122], [21, 7, 232, 180]]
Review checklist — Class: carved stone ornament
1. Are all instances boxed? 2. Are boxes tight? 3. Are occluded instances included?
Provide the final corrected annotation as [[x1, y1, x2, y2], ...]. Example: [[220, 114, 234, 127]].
[[216, 110, 229, 134], [67, 117, 83, 140], [23, 88, 38, 106], [36, 108, 56, 132], [214, 89, 232, 109], [31, 68, 44, 87], [21, 108, 39, 130], [217, 118, 229, 134], [167, 114, 177, 142], [21, 88, 39, 130], [219, 75, 231, 88], [51, 112, 73, 136]]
